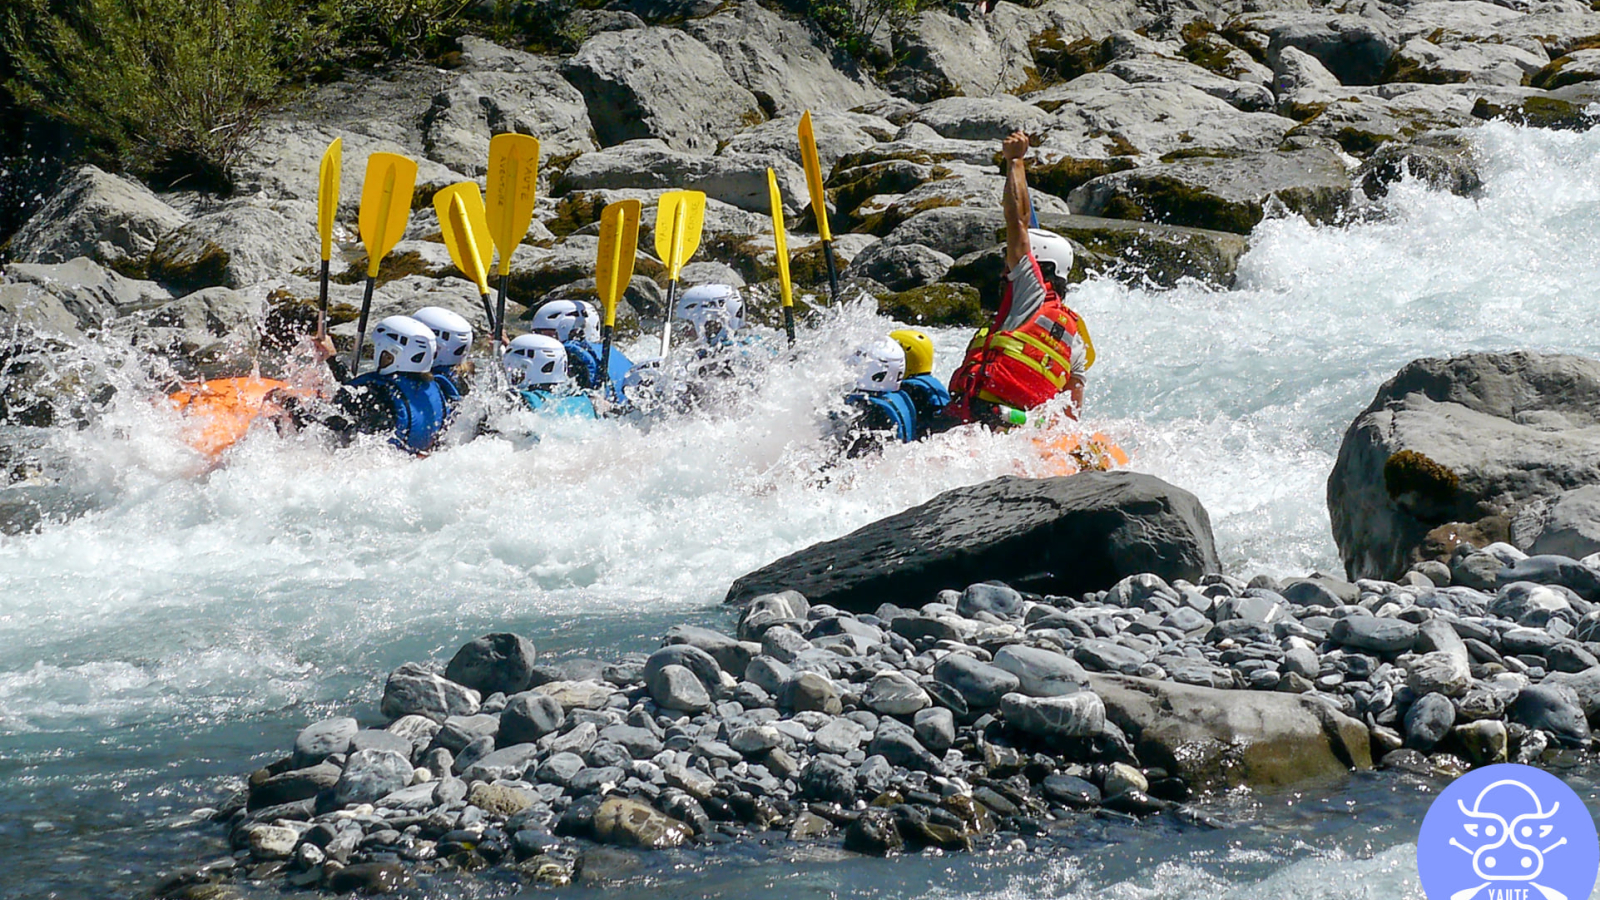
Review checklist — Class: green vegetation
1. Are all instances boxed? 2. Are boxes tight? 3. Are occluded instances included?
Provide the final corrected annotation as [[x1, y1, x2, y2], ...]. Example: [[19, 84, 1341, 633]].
[[2, 0, 493, 192], [806, 0, 944, 62], [1384, 449, 1460, 506]]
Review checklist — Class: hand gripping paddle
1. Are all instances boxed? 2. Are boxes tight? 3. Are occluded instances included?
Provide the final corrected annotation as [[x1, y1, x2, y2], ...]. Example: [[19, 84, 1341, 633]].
[[595, 199, 642, 390], [434, 181, 496, 333], [352, 152, 418, 374], [799, 111, 840, 307], [653, 190, 705, 358], [315, 137, 342, 340], [486, 133, 540, 345], [767, 168, 797, 346]]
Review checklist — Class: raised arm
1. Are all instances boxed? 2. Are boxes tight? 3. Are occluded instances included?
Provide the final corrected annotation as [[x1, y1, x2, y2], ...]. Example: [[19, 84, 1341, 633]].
[[1002, 131, 1033, 270]]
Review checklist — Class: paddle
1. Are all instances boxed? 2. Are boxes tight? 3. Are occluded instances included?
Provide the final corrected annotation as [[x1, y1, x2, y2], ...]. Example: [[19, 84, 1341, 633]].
[[767, 168, 797, 346], [798, 111, 839, 306], [653, 190, 706, 358], [595, 199, 642, 390], [315, 137, 341, 340], [434, 181, 496, 332], [486, 133, 540, 345], [352, 152, 418, 375]]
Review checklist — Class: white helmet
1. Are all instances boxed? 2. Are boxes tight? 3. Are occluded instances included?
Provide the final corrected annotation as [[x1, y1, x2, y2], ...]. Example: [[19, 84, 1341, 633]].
[[411, 306, 472, 367], [852, 338, 905, 393], [504, 334, 568, 387], [1028, 228, 1074, 280], [676, 284, 744, 343], [572, 300, 601, 342], [371, 316, 436, 375], [530, 300, 585, 342]]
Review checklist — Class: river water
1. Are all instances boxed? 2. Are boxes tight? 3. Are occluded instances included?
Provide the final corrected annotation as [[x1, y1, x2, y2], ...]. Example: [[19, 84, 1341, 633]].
[[3, 121, 1600, 899]]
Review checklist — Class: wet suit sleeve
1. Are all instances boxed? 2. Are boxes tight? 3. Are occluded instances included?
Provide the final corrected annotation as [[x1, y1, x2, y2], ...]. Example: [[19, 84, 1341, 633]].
[[288, 355, 396, 442], [833, 399, 893, 460]]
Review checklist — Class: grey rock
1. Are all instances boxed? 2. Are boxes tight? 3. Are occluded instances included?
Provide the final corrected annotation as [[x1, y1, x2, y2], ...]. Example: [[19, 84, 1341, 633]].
[[561, 27, 761, 152], [451, 734, 494, 774], [730, 473, 1220, 613], [147, 200, 317, 291], [648, 664, 712, 713], [744, 656, 794, 695], [9, 165, 186, 267], [460, 743, 541, 783], [1001, 691, 1106, 741], [593, 796, 692, 849], [1404, 692, 1456, 751], [1040, 773, 1101, 808], [1511, 684, 1591, 748], [861, 670, 931, 715], [599, 725, 664, 759], [444, 632, 538, 697], [643, 644, 723, 699], [385, 714, 443, 758], [248, 763, 340, 811], [332, 749, 413, 808], [499, 692, 566, 746], [1074, 638, 1147, 675], [1405, 651, 1471, 698], [933, 653, 1020, 709], [992, 645, 1089, 697], [380, 662, 481, 723], [913, 707, 956, 752], [798, 756, 856, 805], [292, 717, 359, 769], [348, 729, 415, 759], [557, 141, 806, 217], [812, 717, 866, 755], [779, 672, 843, 715], [956, 582, 1025, 620], [1330, 617, 1418, 654], [844, 241, 953, 292], [866, 719, 942, 772], [434, 713, 500, 753], [663, 624, 759, 675], [682, 2, 886, 115], [760, 627, 811, 664]]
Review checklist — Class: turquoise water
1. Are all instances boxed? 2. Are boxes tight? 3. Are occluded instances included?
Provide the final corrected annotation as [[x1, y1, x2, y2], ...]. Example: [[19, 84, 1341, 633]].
[[4, 121, 1600, 898]]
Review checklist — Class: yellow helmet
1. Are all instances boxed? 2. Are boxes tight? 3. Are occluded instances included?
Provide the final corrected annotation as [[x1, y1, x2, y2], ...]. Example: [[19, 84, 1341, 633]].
[[889, 329, 934, 377]]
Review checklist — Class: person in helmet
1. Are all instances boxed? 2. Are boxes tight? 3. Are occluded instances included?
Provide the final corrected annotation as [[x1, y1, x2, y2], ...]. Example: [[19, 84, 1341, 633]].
[[410, 306, 474, 400], [833, 338, 918, 458], [948, 131, 1091, 427], [529, 298, 631, 404], [301, 315, 451, 454], [503, 334, 597, 419], [890, 328, 953, 439], [675, 283, 755, 383]]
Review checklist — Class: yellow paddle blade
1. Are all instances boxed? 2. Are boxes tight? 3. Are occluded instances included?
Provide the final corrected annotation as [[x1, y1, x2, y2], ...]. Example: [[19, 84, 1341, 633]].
[[358, 152, 418, 278], [486, 133, 541, 277], [1074, 311, 1096, 369], [798, 111, 832, 242], [596, 199, 642, 328], [653, 190, 706, 282], [434, 182, 493, 295], [317, 138, 342, 262], [768, 169, 794, 310]]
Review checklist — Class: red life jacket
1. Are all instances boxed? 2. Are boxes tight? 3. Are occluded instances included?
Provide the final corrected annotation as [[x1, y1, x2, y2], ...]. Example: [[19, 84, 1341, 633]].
[[948, 256, 1084, 422]]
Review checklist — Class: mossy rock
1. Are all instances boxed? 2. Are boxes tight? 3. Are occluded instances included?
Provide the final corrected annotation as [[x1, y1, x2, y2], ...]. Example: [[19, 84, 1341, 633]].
[[1105, 174, 1262, 234], [548, 193, 608, 238], [878, 283, 985, 328], [1028, 157, 1137, 199], [1472, 95, 1599, 130], [147, 238, 230, 294], [1045, 214, 1249, 289], [851, 197, 964, 239], [1417, 516, 1510, 564], [1384, 449, 1460, 510], [828, 160, 936, 231], [331, 250, 444, 288], [1528, 53, 1600, 90], [1030, 32, 1112, 82]]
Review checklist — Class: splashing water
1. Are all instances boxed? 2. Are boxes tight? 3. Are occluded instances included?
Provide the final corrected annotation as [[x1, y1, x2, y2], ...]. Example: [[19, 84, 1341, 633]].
[[3, 121, 1600, 898]]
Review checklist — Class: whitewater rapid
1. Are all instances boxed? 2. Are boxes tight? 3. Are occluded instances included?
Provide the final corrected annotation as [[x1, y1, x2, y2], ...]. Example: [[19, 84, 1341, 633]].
[[3, 121, 1600, 899]]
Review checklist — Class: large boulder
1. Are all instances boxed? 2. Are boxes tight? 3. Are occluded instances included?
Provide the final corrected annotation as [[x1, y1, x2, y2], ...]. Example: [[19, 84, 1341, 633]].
[[445, 633, 538, 697], [232, 120, 466, 218], [553, 140, 805, 215], [1328, 352, 1600, 580], [1040, 213, 1250, 289], [421, 36, 596, 174], [1069, 147, 1353, 235], [8, 166, 186, 269], [682, 2, 887, 114], [110, 286, 260, 377], [726, 472, 1219, 611], [147, 201, 318, 291], [1237, 12, 1402, 86], [561, 27, 762, 152], [1040, 82, 1295, 161], [2, 258, 170, 334], [1090, 674, 1372, 788]]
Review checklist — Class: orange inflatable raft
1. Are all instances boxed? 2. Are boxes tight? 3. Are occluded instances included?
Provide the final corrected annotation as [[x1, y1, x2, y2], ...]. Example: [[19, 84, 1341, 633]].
[[167, 376, 298, 457]]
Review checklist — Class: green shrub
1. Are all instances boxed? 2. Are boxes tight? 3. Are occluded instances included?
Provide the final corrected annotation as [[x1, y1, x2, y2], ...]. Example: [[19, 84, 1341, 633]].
[[4, 0, 298, 191], [808, 0, 943, 62]]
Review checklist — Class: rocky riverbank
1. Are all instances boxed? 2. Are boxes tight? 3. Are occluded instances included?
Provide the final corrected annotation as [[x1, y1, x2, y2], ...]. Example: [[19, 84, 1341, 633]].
[[164, 527, 1600, 897]]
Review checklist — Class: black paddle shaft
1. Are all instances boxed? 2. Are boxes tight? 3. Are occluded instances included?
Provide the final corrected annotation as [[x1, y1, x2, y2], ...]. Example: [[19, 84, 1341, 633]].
[[599, 324, 614, 388], [316, 259, 330, 339], [783, 306, 796, 346], [479, 292, 496, 336], [821, 241, 841, 306], [351, 275, 377, 375], [495, 272, 510, 343]]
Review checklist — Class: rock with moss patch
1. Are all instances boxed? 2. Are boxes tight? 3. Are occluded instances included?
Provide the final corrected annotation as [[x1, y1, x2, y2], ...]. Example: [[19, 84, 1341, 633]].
[[1041, 213, 1249, 289], [1384, 37, 1546, 87], [148, 201, 319, 292], [8, 165, 187, 270], [1069, 146, 1352, 235], [1330, 351, 1600, 580], [554, 140, 805, 216], [1530, 49, 1600, 91], [1357, 130, 1481, 198], [1472, 84, 1600, 131], [878, 283, 985, 327]]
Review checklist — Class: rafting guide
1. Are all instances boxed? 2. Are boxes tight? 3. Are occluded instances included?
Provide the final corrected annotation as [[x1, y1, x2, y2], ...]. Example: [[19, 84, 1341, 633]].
[[1417, 764, 1600, 900]]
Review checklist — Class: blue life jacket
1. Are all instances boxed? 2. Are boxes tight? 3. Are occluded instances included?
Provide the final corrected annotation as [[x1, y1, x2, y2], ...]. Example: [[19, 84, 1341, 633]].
[[846, 389, 918, 443], [350, 371, 448, 453], [565, 340, 630, 404], [517, 389, 598, 419], [900, 374, 950, 438], [432, 367, 462, 401]]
